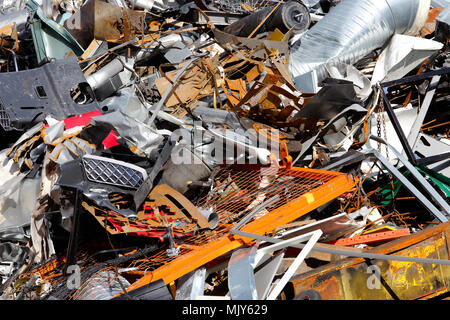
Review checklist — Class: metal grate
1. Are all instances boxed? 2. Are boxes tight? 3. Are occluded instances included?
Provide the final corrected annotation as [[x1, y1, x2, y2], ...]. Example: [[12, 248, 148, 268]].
[[128, 224, 232, 272], [82, 155, 147, 189], [69, 266, 127, 300], [20, 165, 356, 299], [119, 165, 356, 292], [195, 165, 334, 224], [0, 99, 11, 130], [21, 245, 161, 300], [211, 0, 279, 13], [125, 166, 339, 273]]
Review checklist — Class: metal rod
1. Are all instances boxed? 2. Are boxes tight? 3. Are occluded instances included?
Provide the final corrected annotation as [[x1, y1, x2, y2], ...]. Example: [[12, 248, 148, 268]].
[[231, 229, 450, 266], [147, 56, 203, 126], [64, 189, 82, 275], [415, 152, 450, 166], [363, 147, 448, 223], [370, 136, 450, 220], [380, 67, 450, 88], [407, 75, 441, 149], [231, 195, 280, 232], [227, 186, 450, 265], [380, 88, 418, 165]]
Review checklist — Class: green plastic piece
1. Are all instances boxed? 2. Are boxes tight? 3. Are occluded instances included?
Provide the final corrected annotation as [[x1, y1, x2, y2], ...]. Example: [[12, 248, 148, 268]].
[[26, 0, 84, 64], [377, 165, 450, 206]]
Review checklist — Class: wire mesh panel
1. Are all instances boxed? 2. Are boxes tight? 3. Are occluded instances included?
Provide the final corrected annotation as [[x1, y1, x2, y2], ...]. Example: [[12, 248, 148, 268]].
[[128, 224, 233, 272], [19, 165, 355, 299], [195, 165, 338, 224], [121, 165, 356, 293], [12, 251, 104, 300], [212, 0, 280, 13], [0, 100, 11, 130]]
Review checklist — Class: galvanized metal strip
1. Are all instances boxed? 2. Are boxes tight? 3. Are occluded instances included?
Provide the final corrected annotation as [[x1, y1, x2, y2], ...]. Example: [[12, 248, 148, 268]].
[[407, 75, 441, 149], [369, 137, 450, 221]]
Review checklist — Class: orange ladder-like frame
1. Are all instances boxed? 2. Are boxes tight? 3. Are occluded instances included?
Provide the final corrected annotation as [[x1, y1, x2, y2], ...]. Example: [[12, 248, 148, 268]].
[[117, 166, 358, 296]]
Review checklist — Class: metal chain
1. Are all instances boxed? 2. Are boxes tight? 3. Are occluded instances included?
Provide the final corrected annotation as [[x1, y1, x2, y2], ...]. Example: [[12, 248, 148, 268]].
[[381, 106, 390, 161], [376, 95, 390, 160], [376, 99, 382, 153]]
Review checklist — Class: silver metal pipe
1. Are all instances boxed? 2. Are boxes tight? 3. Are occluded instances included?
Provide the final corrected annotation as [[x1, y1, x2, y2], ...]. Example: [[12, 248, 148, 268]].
[[7, 49, 18, 72], [86, 58, 125, 90], [289, 0, 431, 91], [129, 0, 168, 11]]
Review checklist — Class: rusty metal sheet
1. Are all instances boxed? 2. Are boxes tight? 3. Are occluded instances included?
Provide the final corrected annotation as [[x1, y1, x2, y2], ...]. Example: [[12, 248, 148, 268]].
[[64, 0, 146, 48], [213, 29, 290, 58]]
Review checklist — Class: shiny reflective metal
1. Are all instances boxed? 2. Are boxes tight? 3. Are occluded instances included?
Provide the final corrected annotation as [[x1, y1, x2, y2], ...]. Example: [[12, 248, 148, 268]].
[[289, 0, 430, 91], [86, 58, 126, 91], [228, 245, 259, 300], [175, 267, 207, 300]]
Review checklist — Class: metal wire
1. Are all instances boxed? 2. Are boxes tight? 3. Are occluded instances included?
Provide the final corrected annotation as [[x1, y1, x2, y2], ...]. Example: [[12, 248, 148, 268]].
[[211, 0, 279, 13], [21, 165, 346, 299], [195, 166, 334, 223], [126, 165, 339, 272]]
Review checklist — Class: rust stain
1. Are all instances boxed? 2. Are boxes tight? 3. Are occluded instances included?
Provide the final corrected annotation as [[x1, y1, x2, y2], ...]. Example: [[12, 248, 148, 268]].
[[290, 225, 450, 299]]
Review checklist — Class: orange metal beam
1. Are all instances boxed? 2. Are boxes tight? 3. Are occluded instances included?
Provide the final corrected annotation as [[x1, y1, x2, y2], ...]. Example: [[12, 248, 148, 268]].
[[327, 228, 410, 246]]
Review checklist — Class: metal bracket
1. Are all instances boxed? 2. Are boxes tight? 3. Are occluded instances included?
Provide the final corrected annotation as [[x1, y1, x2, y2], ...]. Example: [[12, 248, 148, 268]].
[[379, 67, 450, 165], [365, 138, 450, 223]]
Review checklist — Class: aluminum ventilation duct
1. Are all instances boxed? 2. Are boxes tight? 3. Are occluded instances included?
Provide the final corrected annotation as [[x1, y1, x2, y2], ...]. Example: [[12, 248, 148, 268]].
[[289, 0, 431, 92]]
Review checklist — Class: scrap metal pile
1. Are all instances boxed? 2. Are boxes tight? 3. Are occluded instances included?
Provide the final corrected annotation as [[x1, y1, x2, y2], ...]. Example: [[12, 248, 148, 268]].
[[0, 0, 449, 300]]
